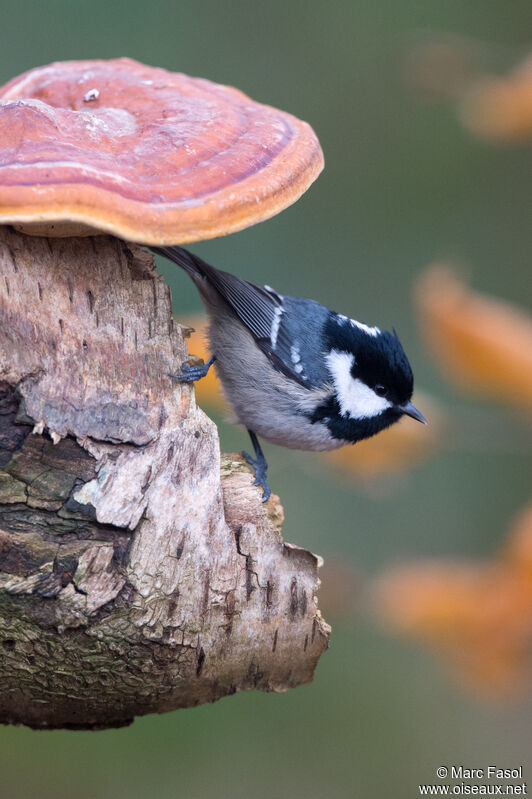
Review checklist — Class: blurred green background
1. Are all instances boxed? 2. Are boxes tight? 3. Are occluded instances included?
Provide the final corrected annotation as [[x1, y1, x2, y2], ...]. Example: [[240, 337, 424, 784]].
[[1, 1, 532, 797]]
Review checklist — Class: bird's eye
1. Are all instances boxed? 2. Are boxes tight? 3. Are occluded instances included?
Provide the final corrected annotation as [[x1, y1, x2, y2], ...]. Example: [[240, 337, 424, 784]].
[[374, 384, 388, 397]]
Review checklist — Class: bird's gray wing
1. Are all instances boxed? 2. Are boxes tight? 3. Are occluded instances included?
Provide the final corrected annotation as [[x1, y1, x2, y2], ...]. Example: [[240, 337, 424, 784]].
[[268, 295, 332, 388], [152, 245, 280, 339], [150, 246, 329, 388]]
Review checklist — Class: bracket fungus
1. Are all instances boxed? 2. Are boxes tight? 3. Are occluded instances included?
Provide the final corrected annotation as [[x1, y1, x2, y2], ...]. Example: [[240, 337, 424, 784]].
[[0, 58, 323, 243], [0, 59, 329, 730]]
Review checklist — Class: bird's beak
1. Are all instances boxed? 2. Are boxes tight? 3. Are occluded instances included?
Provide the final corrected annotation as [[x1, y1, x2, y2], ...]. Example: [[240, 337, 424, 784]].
[[399, 401, 428, 424]]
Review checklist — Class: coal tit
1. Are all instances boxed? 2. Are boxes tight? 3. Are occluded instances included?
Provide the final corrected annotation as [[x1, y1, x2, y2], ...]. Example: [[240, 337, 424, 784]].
[[150, 245, 426, 501]]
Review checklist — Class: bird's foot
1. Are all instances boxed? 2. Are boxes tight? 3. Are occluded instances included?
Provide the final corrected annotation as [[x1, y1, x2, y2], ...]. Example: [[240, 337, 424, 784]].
[[242, 450, 271, 502], [170, 354, 216, 383]]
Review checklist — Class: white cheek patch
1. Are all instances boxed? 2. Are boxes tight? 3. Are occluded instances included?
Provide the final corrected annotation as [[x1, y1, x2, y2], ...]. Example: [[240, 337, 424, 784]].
[[326, 350, 392, 419]]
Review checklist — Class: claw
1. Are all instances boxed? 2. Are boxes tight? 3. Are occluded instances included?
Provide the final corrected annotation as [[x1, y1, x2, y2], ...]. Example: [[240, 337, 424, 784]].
[[242, 444, 271, 502], [170, 354, 216, 383]]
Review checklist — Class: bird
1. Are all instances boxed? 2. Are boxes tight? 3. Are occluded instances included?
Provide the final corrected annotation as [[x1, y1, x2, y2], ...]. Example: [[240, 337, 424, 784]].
[[150, 245, 426, 501]]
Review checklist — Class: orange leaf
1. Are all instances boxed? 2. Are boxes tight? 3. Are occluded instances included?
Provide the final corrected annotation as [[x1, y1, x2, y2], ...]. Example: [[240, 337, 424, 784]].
[[374, 499, 532, 697], [178, 314, 228, 412], [460, 56, 532, 142], [416, 267, 532, 412]]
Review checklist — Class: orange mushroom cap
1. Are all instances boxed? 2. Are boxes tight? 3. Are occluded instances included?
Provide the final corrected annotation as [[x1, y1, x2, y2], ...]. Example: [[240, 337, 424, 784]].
[[0, 58, 324, 244]]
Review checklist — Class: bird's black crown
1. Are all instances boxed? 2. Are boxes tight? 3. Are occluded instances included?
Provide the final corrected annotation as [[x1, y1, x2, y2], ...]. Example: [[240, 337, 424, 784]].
[[325, 313, 413, 406], [310, 313, 415, 443]]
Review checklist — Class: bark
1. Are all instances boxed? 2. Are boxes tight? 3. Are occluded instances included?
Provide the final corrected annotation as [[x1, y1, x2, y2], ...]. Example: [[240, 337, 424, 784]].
[[0, 227, 330, 730]]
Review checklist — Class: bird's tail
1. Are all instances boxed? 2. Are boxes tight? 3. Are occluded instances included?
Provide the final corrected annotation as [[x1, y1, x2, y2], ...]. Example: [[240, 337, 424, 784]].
[[149, 245, 210, 281]]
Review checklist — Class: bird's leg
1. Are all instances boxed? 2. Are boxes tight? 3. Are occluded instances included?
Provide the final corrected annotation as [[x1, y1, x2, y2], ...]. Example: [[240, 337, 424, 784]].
[[170, 354, 216, 383], [242, 430, 271, 502]]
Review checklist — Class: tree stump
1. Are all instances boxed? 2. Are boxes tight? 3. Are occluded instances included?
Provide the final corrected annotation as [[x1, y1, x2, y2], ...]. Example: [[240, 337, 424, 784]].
[[0, 227, 330, 730]]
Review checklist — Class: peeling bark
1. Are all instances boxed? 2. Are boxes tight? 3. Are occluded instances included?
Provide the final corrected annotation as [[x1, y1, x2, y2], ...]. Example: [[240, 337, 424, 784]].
[[0, 227, 330, 729]]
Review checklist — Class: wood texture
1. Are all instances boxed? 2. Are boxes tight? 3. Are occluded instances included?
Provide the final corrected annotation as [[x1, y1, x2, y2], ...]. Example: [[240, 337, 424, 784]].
[[0, 227, 329, 729]]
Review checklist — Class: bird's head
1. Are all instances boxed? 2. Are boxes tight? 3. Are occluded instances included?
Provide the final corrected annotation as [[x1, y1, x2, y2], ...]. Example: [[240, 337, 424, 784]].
[[319, 314, 426, 443]]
